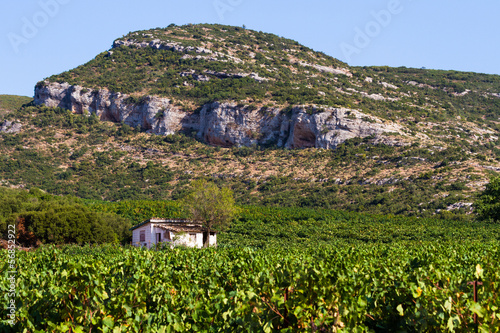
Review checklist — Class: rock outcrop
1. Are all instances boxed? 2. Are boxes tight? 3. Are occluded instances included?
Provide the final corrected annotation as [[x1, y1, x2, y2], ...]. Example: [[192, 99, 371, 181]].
[[0, 120, 22, 134], [34, 81, 406, 149], [34, 81, 192, 135], [113, 38, 244, 64]]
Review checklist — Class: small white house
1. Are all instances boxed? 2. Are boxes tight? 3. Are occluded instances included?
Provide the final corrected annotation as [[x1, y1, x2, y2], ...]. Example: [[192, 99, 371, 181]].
[[130, 219, 217, 248]]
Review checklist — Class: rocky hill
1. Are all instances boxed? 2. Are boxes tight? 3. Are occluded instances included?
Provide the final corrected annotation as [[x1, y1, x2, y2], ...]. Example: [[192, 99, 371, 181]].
[[34, 24, 500, 151], [1, 24, 499, 219]]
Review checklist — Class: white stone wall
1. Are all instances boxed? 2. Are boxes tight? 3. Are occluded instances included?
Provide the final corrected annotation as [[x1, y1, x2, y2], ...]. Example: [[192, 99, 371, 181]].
[[169, 232, 205, 248], [172, 232, 191, 247], [132, 224, 152, 248], [194, 233, 203, 248], [210, 233, 217, 246]]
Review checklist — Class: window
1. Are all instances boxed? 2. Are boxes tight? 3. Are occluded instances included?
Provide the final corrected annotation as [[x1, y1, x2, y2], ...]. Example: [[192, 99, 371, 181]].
[[164, 231, 171, 241], [156, 233, 161, 243], [190, 233, 197, 243], [140, 230, 146, 242]]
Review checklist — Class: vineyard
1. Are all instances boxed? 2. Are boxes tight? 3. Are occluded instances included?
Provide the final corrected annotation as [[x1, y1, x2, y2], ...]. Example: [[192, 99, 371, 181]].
[[1, 242, 499, 332], [2, 197, 500, 332]]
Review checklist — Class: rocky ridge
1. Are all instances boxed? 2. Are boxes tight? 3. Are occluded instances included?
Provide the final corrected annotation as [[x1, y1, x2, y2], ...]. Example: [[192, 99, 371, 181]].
[[113, 38, 244, 64], [34, 81, 406, 149]]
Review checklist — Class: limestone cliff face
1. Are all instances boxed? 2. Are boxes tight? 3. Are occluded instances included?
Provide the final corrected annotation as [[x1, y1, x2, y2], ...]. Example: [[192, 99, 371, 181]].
[[34, 81, 405, 149], [285, 108, 403, 149], [34, 82, 192, 135], [198, 103, 286, 147]]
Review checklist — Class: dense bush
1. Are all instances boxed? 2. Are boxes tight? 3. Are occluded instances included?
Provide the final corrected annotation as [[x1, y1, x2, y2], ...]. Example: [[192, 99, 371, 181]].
[[0, 187, 131, 246]]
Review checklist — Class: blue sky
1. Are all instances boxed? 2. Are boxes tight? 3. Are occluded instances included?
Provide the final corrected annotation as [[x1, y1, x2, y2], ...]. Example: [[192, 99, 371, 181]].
[[1, 0, 499, 97]]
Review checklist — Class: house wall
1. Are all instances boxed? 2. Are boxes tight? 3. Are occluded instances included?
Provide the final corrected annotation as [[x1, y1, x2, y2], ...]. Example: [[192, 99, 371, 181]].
[[152, 225, 173, 247], [132, 224, 152, 248], [210, 233, 217, 246], [132, 224, 174, 248], [195, 233, 203, 248]]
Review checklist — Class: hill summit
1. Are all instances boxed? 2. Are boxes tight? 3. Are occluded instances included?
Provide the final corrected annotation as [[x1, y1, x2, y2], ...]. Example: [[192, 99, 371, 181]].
[[43, 23, 350, 106]]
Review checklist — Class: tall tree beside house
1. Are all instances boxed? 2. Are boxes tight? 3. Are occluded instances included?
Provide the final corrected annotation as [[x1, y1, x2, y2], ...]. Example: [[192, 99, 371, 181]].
[[182, 180, 238, 247]]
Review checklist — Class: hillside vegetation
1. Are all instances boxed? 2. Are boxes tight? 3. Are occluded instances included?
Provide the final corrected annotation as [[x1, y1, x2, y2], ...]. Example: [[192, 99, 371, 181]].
[[1, 104, 495, 219], [0, 95, 31, 116], [2, 24, 500, 218]]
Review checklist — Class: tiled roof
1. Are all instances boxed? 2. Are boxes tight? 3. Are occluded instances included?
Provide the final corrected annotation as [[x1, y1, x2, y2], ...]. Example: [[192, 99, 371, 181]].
[[155, 224, 206, 233], [129, 218, 211, 232]]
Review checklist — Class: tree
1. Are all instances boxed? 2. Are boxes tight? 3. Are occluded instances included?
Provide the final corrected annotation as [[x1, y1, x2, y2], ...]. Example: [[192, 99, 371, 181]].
[[475, 176, 500, 222], [182, 180, 238, 247]]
